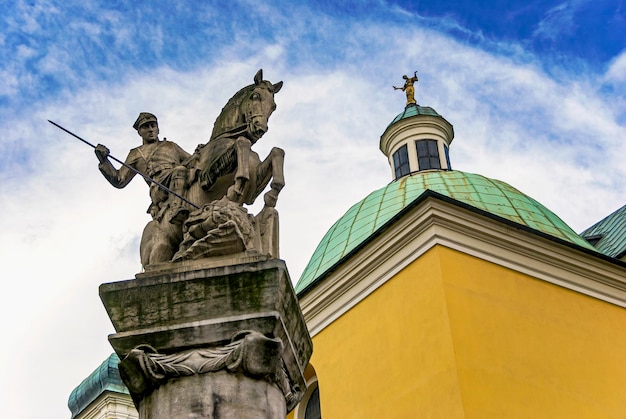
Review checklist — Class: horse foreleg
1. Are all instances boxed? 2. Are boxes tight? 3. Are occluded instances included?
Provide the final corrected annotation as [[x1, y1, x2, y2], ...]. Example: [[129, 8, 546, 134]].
[[253, 147, 285, 207], [269, 147, 285, 192], [227, 137, 252, 203]]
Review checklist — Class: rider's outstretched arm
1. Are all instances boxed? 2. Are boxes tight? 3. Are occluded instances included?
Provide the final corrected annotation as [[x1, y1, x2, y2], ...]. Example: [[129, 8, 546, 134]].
[[96, 145, 140, 189]]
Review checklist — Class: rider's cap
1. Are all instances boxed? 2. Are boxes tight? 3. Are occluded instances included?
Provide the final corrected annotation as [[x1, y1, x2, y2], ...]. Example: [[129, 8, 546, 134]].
[[133, 112, 158, 130]]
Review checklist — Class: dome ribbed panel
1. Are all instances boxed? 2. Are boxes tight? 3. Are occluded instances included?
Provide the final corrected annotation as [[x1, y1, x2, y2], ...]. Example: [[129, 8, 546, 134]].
[[296, 171, 592, 293]]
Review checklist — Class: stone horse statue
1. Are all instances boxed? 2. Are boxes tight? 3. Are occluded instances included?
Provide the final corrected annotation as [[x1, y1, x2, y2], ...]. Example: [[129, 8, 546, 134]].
[[139, 70, 284, 267], [188, 69, 284, 208]]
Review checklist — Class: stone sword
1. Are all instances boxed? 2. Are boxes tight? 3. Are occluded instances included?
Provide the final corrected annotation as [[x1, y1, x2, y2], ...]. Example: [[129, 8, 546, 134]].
[[48, 119, 200, 210]]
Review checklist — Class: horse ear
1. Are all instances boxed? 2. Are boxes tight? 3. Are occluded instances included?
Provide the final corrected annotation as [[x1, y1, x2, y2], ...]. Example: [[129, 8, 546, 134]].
[[272, 81, 283, 94], [254, 69, 263, 85]]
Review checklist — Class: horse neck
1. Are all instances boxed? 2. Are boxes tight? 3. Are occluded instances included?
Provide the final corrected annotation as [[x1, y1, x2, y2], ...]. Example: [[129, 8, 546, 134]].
[[210, 88, 252, 141]]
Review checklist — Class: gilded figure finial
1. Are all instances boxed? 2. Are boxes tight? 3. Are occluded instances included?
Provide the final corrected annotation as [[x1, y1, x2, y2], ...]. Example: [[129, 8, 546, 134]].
[[393, 71, 418, 105]]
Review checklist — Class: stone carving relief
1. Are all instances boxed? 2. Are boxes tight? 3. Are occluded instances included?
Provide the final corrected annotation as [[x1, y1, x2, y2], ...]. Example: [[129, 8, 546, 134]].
[[118, 330, 300, 408]]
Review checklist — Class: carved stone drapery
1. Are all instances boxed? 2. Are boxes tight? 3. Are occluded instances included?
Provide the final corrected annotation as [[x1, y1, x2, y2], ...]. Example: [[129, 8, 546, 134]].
[[119, 330, 298, 406], [100, 259, 312, 417]]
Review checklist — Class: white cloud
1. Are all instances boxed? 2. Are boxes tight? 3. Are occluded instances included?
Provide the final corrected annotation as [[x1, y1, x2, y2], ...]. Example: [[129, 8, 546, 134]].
[[0, 69, 19, 96], [533, 0, 589, 41], [16, 44, 37, 59], [604, 50, 626, 85], [1, 5, 625, 418]]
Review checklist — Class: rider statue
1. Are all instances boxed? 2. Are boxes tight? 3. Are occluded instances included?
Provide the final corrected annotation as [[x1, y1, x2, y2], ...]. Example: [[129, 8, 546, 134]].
[[94, 112, 191, 225], [84, 71, 283, 267], [393, 71, 418, 106]]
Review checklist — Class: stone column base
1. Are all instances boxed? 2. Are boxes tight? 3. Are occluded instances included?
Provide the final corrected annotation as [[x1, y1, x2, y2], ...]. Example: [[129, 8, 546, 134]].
[[140, 372, 285, 419], [100, 258, 312, 417]]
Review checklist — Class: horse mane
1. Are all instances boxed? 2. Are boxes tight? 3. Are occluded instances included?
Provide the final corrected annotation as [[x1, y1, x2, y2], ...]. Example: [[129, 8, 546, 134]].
[[210, 80, 277, 141], [210, 84, 253, 141]]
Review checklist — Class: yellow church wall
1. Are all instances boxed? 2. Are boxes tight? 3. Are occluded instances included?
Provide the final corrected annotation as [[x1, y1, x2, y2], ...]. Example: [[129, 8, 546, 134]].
[[438, 246, 626, 418], [305, 249, 466, 418], [298, 245, 626, 418]]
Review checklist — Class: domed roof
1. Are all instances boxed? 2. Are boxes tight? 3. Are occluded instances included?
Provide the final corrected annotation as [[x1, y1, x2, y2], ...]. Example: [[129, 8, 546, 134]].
[[68, 353, 129, 418], [386, 104, 441, 128], [296, 170, 593, 293]]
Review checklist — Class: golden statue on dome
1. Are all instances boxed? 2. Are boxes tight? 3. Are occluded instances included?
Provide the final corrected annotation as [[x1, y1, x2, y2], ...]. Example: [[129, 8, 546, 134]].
[[393, 71, 418, 105]]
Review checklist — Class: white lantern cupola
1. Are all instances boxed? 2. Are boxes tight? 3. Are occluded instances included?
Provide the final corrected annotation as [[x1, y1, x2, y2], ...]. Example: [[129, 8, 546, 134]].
[[381, 74, 454, 180]]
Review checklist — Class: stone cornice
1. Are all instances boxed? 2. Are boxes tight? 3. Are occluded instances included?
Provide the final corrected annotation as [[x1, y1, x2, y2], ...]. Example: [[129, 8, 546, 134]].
[[74, 391, 137, 419], [298, 196, 626, 337]]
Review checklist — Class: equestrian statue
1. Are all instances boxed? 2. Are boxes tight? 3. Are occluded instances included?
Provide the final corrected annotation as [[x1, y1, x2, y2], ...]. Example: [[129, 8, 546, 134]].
[[73, 69, 284, 267]]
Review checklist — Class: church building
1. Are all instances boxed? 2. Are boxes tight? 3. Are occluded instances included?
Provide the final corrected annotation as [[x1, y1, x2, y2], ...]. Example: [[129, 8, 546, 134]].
[[69, 87, 626, 419]]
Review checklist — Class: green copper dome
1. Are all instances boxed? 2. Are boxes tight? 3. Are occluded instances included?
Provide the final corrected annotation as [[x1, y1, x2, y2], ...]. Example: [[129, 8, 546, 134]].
[[386, 104, 441, 128], [296, 170, 594, 293], [68, 353, 129, 418]]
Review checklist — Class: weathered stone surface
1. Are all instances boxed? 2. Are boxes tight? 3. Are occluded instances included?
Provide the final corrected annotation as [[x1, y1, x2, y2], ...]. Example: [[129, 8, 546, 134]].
[[171, 197, 280, 263], [100, 258, 312, 414], [140, 372, 286, 419], [93, 70, 285, 268], [94, 72, 307, 418]]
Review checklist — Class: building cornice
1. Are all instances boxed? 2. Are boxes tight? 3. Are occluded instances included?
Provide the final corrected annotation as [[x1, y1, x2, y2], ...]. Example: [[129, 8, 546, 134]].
[[74, 391, 137, 419], [298, 196, 626, 338]]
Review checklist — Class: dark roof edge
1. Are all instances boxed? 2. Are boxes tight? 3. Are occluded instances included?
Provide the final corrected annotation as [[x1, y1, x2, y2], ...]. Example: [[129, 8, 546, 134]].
[[297, 190, 626, 298]]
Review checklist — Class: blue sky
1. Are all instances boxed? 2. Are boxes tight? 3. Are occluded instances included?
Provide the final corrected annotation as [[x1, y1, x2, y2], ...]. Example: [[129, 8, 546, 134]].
[[1, 1, 625, 418], [3, 0, 624, 110]]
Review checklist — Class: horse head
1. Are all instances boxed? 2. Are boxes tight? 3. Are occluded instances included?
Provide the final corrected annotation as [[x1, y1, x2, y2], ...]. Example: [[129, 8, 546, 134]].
[[211, 69, 283, 144]]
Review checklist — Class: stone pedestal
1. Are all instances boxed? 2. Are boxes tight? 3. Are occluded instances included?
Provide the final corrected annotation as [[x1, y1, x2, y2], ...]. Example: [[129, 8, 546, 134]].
[[100, 258, 312, 418]]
